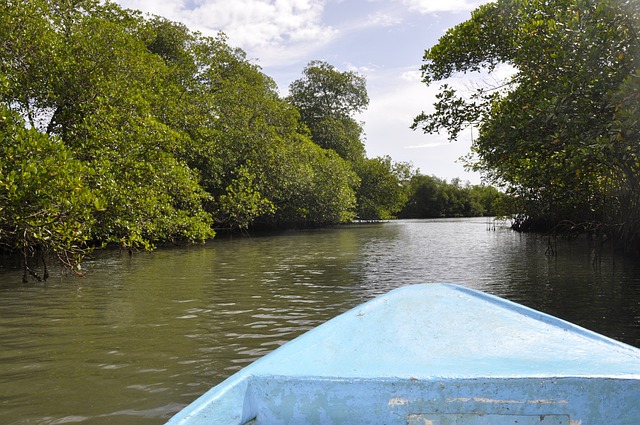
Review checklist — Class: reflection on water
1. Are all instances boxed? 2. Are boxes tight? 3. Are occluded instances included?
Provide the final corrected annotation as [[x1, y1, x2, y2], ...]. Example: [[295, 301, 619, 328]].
[[1, 218, 639, 424]]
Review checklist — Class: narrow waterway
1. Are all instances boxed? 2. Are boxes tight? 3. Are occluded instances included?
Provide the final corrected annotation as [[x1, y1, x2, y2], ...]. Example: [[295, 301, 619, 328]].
[[1, 218, 639, 424]]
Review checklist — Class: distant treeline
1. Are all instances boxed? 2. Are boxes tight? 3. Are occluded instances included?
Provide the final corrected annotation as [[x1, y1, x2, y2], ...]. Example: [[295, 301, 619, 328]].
[[400, 175, 507, 219]]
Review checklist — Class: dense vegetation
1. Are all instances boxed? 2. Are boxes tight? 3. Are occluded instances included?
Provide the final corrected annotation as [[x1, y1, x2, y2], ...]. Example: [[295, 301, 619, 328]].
[[0, 0, 427, 280], [286, 61, 413, 221], [414, 0, 640, 253], [400, 175, 507, 219]]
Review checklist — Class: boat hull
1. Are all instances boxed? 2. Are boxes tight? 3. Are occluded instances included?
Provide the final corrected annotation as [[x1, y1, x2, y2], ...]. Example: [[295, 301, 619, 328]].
[[167, 284, 640, 424]]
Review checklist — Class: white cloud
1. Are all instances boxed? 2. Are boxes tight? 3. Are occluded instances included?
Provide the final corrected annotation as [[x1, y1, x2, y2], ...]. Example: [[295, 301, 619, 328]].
[[398, 0, 487, 14], [114, 0, 337, 67], [400, 70, 422, 82], [347, 63, 377, 74], [405, 141, 448, 149], [365, 10, 404, 28], [115, 0, 183, 19]]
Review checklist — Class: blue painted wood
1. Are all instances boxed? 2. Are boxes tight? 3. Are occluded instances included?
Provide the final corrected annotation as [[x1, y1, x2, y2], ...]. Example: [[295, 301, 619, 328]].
[[166, 284, 640, 424]]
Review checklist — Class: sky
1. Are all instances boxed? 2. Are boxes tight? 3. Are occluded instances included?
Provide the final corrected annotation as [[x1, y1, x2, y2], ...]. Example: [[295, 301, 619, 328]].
[[112, 0, 493, 184]]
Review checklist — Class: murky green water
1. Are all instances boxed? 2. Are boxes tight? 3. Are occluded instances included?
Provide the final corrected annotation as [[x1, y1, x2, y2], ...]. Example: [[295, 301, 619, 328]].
[[1, 218, 639, 424]]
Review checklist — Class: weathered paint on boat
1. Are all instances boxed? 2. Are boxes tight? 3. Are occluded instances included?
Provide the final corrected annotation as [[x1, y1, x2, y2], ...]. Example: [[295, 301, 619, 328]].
[[166, 284, 640, 424]]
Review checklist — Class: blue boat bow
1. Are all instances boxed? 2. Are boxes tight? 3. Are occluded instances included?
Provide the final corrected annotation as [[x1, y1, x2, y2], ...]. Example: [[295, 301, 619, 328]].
[[167, 283, 640, 424]]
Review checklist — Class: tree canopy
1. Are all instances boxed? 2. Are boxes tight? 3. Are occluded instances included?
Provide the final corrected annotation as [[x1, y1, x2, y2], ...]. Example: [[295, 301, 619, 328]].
[[0, 0, 367, 278], [287, 61, 415, 219], [400, 175, 508, 219], [287, 60, 369, 162], [414, 0, 640, 250]]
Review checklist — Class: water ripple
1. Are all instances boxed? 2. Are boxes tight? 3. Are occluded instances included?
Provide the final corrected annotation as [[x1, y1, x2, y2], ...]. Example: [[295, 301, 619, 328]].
[[1, 219, 640, 424]]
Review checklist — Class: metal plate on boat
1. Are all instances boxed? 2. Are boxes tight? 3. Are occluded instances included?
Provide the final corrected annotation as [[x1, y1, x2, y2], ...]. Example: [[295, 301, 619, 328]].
[[407, 413, 570, 425]]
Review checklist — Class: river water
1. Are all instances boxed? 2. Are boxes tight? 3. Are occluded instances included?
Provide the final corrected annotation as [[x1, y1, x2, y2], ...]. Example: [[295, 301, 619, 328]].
[[1, 218, 639, 424]]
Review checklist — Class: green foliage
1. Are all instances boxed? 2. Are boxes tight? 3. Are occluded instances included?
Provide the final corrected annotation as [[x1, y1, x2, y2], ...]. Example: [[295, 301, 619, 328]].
[[310, 116, 366, 162], [292, 146, 358, 225], [0, 105, 95, 278], [287, 60, 417, 221], [287, 61, 368, 162], [288, 60, 369, 121], [400, 175, 508, 219], [217, 163, 275, 230], [169, 34, 360, 229], [605, 69, 640, 252], [1, 0, 371, 277], [353, 157, 414, 220], [414, 0, 640, 246], [254, 133, 359, 227]]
